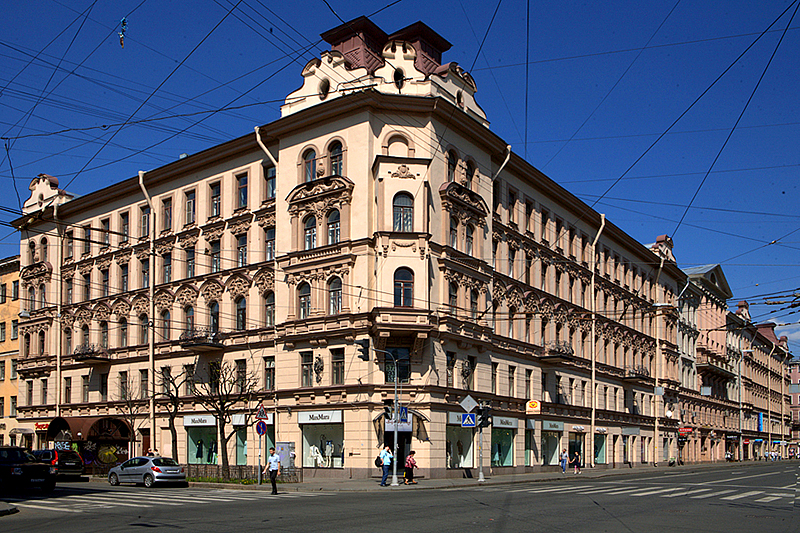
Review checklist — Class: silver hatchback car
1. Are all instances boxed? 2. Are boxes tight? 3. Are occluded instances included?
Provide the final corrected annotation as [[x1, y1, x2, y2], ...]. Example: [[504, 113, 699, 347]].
[[108, 457, 186, 488]]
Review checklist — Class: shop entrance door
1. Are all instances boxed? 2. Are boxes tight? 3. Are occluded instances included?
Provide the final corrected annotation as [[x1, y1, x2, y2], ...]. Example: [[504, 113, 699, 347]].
[[385, 431, 411, 472]]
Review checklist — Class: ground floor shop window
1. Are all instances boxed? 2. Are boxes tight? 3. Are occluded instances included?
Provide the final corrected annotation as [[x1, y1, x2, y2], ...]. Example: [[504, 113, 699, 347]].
[[622, 435, 630, 463], [187, 427, 218, 464], [640, 436, 648, 463], [594, 434, 607, 464], [663, 437, 670, 462], [446, 426, 474, 469], [525, 429, 538, 466], [542, 431, 560, 466], [302, 423, 343, 468], [491, 428, 514, 467], [235, 427, 247, 466], [568, 432, 585, 467]]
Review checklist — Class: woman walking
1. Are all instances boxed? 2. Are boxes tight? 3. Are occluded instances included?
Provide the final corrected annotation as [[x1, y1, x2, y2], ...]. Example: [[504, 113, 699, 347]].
[[404, 450, 418, 484], [572, 451, 582, 474]]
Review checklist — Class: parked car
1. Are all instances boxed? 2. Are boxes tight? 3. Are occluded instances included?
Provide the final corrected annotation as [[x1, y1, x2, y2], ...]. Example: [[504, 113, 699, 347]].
[[108, 456, 186, 488], [0, 446, 57, 493], [33, 449, 85, 477]]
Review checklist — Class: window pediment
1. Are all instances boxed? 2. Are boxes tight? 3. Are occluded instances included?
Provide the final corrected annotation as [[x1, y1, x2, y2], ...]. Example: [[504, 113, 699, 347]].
[[287, 175, 354, 219], [439, 181, 488, 227]]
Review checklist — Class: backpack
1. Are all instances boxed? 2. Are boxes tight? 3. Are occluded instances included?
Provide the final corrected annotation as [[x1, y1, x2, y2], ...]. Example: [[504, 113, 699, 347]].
[[375, 455, 383, 468]]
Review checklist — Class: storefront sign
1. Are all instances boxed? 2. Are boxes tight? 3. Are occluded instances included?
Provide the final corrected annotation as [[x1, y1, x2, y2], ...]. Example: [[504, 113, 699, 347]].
[[621, 427, 640, 436], [678, 427, 693, 436], [572, 425, 585, 432], [448, 412, 465, 425], [299, 410, 342, 424], [525, 399, 541, 414], [183, 415, 216, 427], [743, 439, 750, 445], [385, 418, 412, 432], [542, 420, 563, 431], [492, 417, 518, 429], [34, 423, 49, 431], [595, 427, 608, 434]]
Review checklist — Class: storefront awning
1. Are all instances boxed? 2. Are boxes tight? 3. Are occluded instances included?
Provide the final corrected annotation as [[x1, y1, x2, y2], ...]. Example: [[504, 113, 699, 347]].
[[46, 416, 132, 442], [9, 427, 35, 435]]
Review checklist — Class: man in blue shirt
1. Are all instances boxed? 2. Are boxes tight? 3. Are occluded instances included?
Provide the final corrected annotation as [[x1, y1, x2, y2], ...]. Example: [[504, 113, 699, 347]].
[[263, 447, 281, 494], [379, 445, 393, 486]]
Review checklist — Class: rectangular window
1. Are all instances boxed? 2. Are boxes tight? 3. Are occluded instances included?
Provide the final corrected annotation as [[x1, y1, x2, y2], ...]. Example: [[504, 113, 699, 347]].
[[41, 378, 48, 404], [12, 280, 18, 300], [0, 285, 4, 303], [185, 191, 196, 225], [525, 201, 534, 234], [540, 208, 549, 242], [101, 218, 110, 247], [100, 373, 108, 402], [140, 206, 150, 237], [141, 261, 149, 289], [331, 348, 344, 385], [237, 174, 248, 209], [185, 247, 195, 278], [0, 360, 4, 380], [491, 363, 498, 394], [210, 182, 221, 218], [264, 356, 275, 390], [184, 364, 195, 395], [162, 198, 172, 232], [508, 191, 516, 225], [446, 351, 456, 388], [265, 166, 276, 199], [163, 253, 172, 283], [525, 369, 532, 398], [211, 241, 221, 273], [101, 269, 109, 297], [384, 347, 410, 384], [81, 375, 89, 403], [26, 381, 33, 406], [118, 371, 128, 400], [465, 356, 476, 390], [508, 366, 516, 397], [83, 225, 92, 255], [11, 320, 18, 340], [236, 359, 247, 393], [265, 228, 275, 261], [237, 235, 247, 267], [0, 397, 4, 418], [120, 213, 129, 242], [121, 265, 128, 292], [63, 376, 71, 404], [83, 273, 91, 301], [0, 322, 4, 342], [65, 231, 73, 258], [301, 352, 313, 387], [9, 396, 16, 416]]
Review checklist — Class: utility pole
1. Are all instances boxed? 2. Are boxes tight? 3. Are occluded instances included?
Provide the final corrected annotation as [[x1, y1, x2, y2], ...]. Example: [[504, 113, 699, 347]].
[[589, 214, 605, 468]]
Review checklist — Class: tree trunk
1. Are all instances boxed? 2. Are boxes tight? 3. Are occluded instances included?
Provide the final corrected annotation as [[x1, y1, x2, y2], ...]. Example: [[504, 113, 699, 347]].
[[168, 415, 178, 462], [219, 419, 230, 480]]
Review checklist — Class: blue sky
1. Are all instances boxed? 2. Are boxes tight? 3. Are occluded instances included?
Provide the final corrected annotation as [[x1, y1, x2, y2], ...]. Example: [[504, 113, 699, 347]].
[[1, 0, 798, 348]]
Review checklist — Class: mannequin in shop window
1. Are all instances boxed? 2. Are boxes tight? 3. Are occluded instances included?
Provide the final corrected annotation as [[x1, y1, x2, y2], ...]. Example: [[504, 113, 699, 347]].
[[309, 445, 324, 467], [196, 439, 204, 460]]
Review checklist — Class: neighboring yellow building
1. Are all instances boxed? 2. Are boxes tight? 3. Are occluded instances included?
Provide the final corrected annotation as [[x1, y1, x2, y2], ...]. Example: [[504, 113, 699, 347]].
[[0, 255, 21, 446]]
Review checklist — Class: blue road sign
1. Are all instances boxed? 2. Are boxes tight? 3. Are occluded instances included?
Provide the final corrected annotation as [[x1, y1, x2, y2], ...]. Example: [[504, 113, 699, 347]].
[[399, 407, 408, 423], [256, 420, 267, 436], [461, 413, 476, 427]]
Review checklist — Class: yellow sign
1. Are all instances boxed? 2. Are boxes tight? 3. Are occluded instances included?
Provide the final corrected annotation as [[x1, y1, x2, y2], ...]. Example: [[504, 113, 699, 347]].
[[526, 400, 541, 414]]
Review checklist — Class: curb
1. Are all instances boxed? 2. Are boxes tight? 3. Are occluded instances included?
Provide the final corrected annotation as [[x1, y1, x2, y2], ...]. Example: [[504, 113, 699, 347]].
[[0, 504, 19, 517]]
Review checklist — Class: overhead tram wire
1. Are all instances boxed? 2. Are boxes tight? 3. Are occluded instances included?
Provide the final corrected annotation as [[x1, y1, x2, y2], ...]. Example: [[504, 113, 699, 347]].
[[672, 0, 800, 238]]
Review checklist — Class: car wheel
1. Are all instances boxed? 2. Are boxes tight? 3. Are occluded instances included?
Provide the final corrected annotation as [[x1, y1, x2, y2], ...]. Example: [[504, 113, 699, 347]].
[[109, 473, 119, 486], [143, 474, 154, 488]]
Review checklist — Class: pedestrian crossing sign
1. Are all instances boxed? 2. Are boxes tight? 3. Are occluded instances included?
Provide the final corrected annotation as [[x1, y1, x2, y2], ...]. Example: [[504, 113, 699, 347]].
[[255, 405, 269, 420], [461, 413, 476, 427]]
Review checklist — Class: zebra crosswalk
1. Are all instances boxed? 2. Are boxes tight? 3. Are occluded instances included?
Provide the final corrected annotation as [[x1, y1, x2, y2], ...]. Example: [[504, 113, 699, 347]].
[[479, 480, 796, 506], [2, 487, 331, 514]]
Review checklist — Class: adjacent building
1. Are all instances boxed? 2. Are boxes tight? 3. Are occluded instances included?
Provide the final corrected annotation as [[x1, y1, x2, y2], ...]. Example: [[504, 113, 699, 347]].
[[0, 255, 21, 446], [10, 17, 793, 478]]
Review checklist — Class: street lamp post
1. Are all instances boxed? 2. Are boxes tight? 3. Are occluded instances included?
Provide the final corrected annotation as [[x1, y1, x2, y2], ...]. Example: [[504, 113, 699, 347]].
[[740, 348, 753, 462]]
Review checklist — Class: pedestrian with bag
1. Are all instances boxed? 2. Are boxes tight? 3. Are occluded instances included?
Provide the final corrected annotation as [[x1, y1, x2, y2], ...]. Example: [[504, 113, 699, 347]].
[[560, 448, 569, 474], [262, 447, 281, 495], [379, 445, 393, 486], [404, 450, 418, 484]]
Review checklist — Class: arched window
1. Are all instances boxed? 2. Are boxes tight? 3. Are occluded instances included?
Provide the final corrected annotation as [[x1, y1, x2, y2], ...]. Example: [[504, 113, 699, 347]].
[[236, 297, 246, 330], [329, 141, 343, 176], [465, 225, 474, 256], [328, 277, 342, 315], [303, 149, 316, 182], [161, 310, 171, 340], [28, 286, 35, 312], [64, 328, 72, 354], [449, 282, 458, 311], [470, 289, 479, 319], [393, 193, 413, 232], [304, 215, 317, 250], [465, 161, 476, 190], [447, 150, 458, 182], [39, 284, 46, 308], [298, 283, 311, 319], [393, 268, 413, 307], [38, 330, 46, 355], [327, 210, 340, 245], [82, 324, 90, 345], [28, 241, 36, 264], [209, 302, 219, 333], [185, 306, 194, 331], [139, 314, 148, 344], [100, 321, 108, 348], [40, 238, 48, 263], [449, 217, 458, 248], [120, 318, 128, 346], [265, 292, 275, 327], [508, 306, 516, 339], [23, 334, 30, 357]]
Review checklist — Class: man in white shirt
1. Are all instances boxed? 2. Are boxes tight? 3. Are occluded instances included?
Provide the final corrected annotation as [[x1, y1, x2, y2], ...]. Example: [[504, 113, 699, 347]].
[[263, 447, 281, 494]]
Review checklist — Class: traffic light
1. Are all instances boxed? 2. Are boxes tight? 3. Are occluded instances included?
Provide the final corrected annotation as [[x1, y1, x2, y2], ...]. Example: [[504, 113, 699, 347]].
[[356, 339, 370, 361], [478, 406, 492, 428]]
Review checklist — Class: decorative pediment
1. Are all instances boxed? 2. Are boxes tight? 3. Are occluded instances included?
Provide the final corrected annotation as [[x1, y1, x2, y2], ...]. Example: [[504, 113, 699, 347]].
[[506, 285, 524, 310], [202, 220, 226, 242], [155, 236, 177, 255], [287, 175, 354, 219], [253, 269, 275, 296], [77, 261, 94, 276], [75, 306, 92, 326], [439, 181, 489, 228], [134, 244, 149, 261], [20, 261, 53, 285], [114, 248, 132, 265], [227, 213, 254, 236], [175, 285, 198, 308], [93, 303, 111, 322], [226, 274, 252, 299], [111, 299, 131, 318], [255, 210, 276, 228], [177, 228, 200, 249], [200, 278, 224, 303], [131, 295, 149, 316], [154, 289, 175, 311], [96, 254, 113, 270]]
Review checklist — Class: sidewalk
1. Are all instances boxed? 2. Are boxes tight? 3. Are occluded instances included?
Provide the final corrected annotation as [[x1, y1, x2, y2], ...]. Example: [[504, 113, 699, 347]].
[[188, 460, 765, 492], [0, 502, 19, 516]]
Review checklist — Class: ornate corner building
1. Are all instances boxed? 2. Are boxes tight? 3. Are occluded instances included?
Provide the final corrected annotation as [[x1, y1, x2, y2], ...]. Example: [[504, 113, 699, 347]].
[[11, 17, 793, 478]]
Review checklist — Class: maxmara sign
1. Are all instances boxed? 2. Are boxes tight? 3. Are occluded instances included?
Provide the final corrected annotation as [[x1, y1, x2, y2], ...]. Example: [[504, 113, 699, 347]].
[[298, 410, 343, 424]]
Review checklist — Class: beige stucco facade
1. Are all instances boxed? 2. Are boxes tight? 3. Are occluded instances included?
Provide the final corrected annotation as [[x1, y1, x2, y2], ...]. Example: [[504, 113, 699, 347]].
[[0, 256, 21, 446]]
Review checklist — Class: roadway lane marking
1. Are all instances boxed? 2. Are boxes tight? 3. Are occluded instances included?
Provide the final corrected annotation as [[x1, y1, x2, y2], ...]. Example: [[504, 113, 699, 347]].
[[572, 486, 652, 495], [63, 495, 152, 508], [629, 487, 681, 497], [754, 496, 783, 503], [700, 471, 779, 485], [13, 503, 83, 513], [88, 494, 184, 506], [691, 490, 735, 499], [720, 491, 764, 501], [596, 487, 647, 496], [661, 488, 712, 498], [509, 486, 575, 493]]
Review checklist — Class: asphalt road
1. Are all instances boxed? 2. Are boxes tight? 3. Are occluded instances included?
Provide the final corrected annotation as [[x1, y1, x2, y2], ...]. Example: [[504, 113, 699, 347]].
[[2, 462, 797, 532]]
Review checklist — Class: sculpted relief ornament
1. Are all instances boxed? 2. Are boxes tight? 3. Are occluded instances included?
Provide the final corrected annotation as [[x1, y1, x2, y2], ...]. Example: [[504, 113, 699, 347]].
[[201, 279, 224, 303], [391, 164, 415, 179], [287, 175, 354, 219], [253, 270, 275, 295], [227, 275, 251, 299], [175, 286, 198, 307], [155, 290, 175, 311], [132, 295, 149, 316]]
